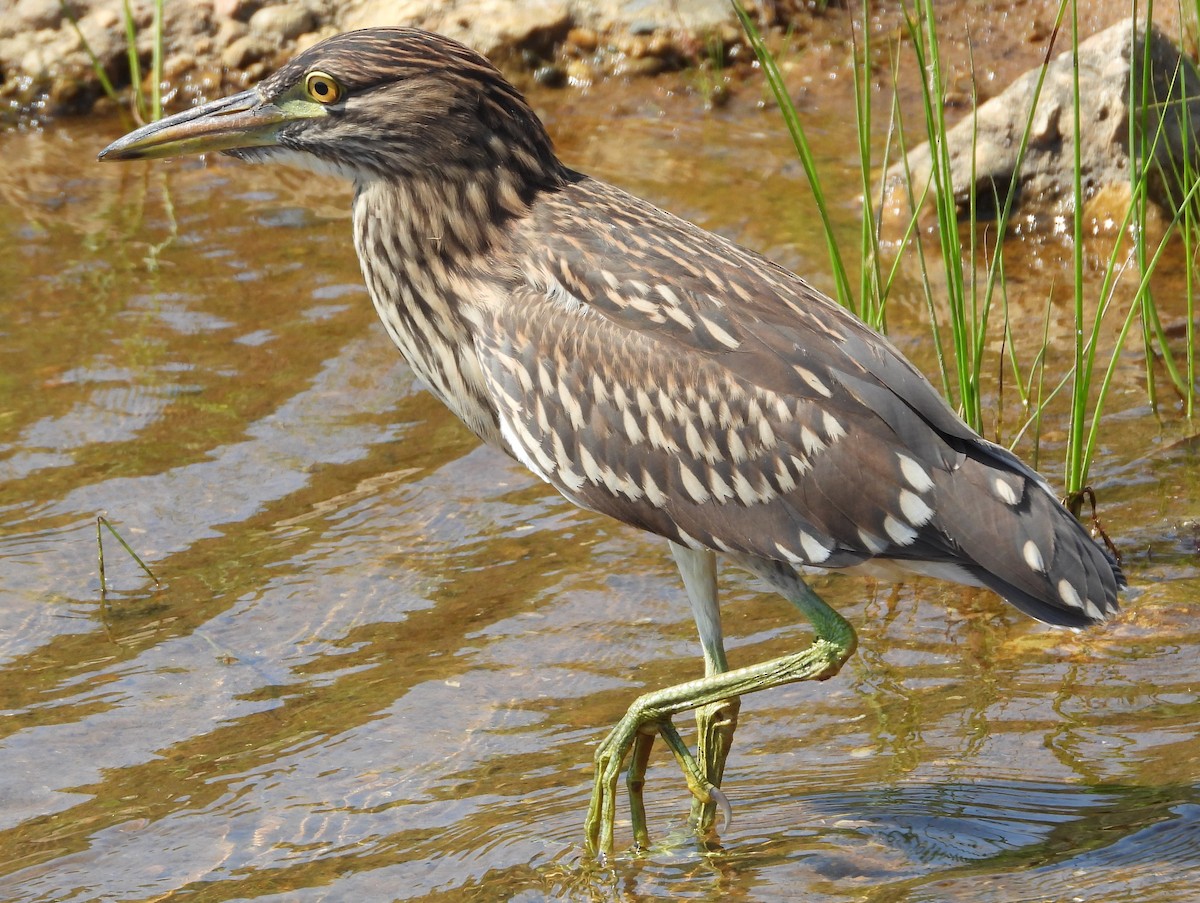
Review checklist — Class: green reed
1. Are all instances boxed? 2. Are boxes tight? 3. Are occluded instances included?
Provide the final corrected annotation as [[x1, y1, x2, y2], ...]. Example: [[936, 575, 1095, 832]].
[[62, 0, 164, 123], [733, 0, 1198, 505]]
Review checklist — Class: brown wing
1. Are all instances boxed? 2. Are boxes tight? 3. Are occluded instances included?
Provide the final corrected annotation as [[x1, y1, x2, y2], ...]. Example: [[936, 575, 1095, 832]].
[[471, 176, 1121, 626]]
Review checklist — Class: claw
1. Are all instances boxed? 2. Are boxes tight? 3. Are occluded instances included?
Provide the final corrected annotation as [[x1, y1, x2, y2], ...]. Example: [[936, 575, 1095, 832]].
[[709, 782, 733, 832]]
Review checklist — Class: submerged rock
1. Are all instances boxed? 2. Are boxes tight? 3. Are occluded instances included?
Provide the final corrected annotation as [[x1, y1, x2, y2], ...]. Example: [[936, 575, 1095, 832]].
[[882, 19, 1200, 233]]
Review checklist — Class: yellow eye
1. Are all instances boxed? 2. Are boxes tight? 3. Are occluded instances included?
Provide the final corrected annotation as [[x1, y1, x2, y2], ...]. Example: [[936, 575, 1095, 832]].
[[304, 71, 342, 104]]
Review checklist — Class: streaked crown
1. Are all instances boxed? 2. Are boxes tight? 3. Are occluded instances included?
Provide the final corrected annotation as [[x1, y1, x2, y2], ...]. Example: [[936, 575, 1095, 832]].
[[248, 28, 566, 186]]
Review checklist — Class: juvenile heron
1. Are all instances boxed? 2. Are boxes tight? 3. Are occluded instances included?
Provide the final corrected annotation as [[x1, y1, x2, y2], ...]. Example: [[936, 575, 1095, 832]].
[[99, 27, 1123, 857]]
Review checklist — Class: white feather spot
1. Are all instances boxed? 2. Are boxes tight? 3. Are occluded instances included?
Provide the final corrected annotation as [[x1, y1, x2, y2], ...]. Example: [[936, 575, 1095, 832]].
[[699, 314, 741, 349], [645, 414, 678, 452], [656, 284, 683, 307], [993, 477, 1020, 506], [774, 542, 804, 566], [898, 453, 935, 492], [498, 413, 553, 485], [623, 409, 643, 444], [801, 426, 826, 455], [599, 463, 623, 496], [680, 465, 711, 504], [590, 374, 608, 406], [579, 444, 603, 484], [794, 365, 833, 398], [731, 470, 762, 505], [1023, 540, 1045, 573], [883, 515, 918, 546], [558, 381, 585, 430], [616, 471, 643, 501], [790, 454, 812, 476], [536, 361, 555, 395], [534, 396, 550, 434], [822, 411, 846, 442], [663, 305, 694, 329], [717, 399, 734, 428], [857, 528, 889, 554], [513, 359, 534, 394], [1058, 579, 1083, 610], [641, 468, 668, 507], [657, 389, 681, 423], [727, 429, 748, 464], [774, 457, 797, 493], [545, 277, 588, 315], [708, 468, 735, 502], [898, 490, 934, 526], [799, 531, 832, 564], [772, 396, 793, 423], [758, 416, 777, 450]]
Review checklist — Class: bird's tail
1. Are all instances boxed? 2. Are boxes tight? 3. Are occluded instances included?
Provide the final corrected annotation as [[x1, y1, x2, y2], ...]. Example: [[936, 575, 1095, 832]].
[[929, 452, 1124, 628]]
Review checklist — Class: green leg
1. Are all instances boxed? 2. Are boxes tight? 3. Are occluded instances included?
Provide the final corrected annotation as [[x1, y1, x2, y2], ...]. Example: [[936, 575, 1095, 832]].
[[672, 544, 740, 836], [584, 553, 858, 859], [624, 727, 654, 849], [689, 695, 740, 834]]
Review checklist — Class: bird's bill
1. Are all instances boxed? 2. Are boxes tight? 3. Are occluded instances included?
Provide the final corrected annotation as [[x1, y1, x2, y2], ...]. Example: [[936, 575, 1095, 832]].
[[97, 89, 287, 162]]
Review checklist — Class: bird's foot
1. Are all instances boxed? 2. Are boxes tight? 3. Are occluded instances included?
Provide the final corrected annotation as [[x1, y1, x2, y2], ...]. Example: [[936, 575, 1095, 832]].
[[585, 706, 726, 860], [583, 628, 855, 859], [690, 696, 740, 834]]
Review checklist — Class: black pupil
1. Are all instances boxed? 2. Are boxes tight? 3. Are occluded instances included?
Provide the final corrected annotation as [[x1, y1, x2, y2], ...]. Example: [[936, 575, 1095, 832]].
[[314, 81, 328, 96]]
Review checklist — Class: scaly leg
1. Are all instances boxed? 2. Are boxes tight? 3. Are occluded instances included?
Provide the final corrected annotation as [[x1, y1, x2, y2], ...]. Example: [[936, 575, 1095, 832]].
[[690, 695, 740, 834], [671, 544, 741, 835], [584, 550, 858, 858]]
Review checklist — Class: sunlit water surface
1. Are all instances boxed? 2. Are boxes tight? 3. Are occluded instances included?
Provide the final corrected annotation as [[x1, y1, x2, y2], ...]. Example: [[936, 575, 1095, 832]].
[[0, 68, 1197, 903]]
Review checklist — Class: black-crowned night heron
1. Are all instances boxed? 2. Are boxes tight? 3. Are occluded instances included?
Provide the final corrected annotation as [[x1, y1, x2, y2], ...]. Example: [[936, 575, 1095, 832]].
[[99, 27, 1124, 858]]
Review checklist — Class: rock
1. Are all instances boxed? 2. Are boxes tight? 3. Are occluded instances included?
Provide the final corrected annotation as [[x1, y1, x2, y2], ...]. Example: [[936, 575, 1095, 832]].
[[222, 34, 278, 70], [533, 62, 567, 87], [567, 27, 599, 53], [295, 26, 340, 54], [76, 8, 126, 73], [214, 0, 269, 22], [565, 58, 597, 86], [613, 54, 667, 78], [882, 19, 1200, 226], [163, 52, 197, 82], [250, 4, 316, 43], [15, 0, 76, 31]]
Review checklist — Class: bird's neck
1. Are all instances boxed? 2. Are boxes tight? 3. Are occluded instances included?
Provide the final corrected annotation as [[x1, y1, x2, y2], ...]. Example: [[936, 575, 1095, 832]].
[[350, 175, 522, 444]]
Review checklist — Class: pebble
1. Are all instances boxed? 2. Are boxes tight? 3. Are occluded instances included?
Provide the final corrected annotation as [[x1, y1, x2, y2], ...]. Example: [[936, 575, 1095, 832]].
[[221, 34, 277, 70], [16, 0, 72, 31], [163, 52, 196, 81], [613, 55, 667, 78], [567, 27, 598, 53], [214, 0, 268, 22], [533, 63, 567, 88], [249, 4, 315, 43], [295, 26, 340, 54], [565, 58, 597, 86]]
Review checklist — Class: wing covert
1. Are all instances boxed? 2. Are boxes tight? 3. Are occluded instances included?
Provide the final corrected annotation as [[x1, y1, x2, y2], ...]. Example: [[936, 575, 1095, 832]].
[[473, 286, 958, 573]]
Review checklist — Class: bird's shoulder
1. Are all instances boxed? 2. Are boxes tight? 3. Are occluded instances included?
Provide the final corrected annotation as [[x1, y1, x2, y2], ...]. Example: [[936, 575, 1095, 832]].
[[506, 174, 987, 461], [517, 175, 846, 355]]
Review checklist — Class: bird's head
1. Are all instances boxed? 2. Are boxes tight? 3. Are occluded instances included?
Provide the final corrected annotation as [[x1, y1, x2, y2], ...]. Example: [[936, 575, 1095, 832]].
[[99, 27, 565, 190]]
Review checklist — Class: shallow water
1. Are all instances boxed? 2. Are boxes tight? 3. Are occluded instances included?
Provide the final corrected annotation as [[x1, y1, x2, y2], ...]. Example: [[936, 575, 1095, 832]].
[[0, 64, 1197, 903]]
